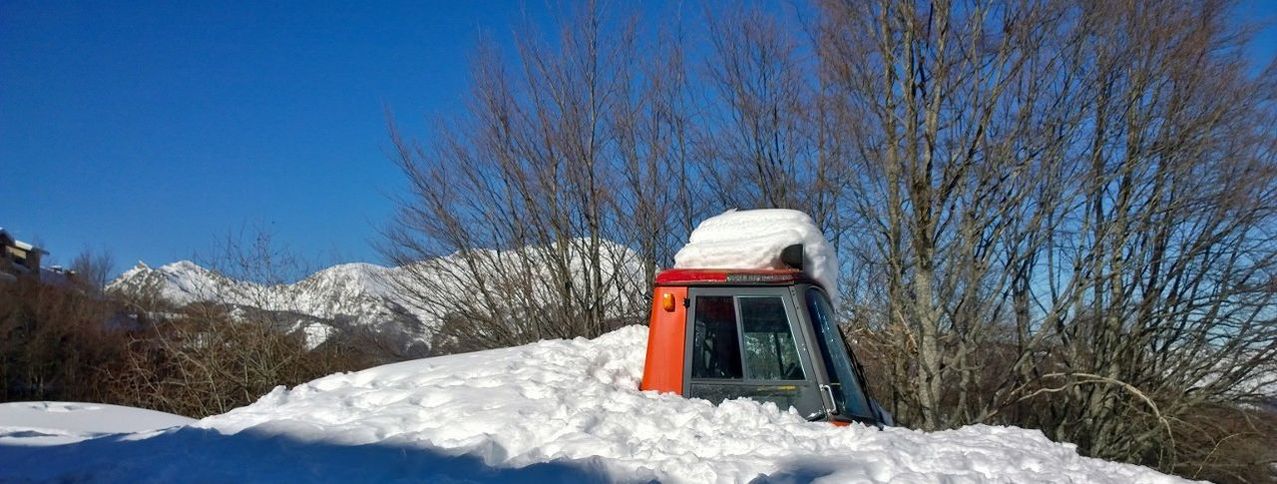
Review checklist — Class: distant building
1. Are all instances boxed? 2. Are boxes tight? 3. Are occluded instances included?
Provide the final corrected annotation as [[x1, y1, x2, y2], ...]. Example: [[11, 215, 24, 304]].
[[0, 228, 49, 282]]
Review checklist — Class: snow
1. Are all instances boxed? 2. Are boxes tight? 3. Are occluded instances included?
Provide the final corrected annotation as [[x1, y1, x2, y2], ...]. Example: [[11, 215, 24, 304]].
[[0, 327, 1183, 483], [674, 209, 841, 306], [0, 402, 194, 446], [106, 239, 647, 350], [110, 260, 413, 327], [108, 259, 437, 350], [299, 322, 336, 350]]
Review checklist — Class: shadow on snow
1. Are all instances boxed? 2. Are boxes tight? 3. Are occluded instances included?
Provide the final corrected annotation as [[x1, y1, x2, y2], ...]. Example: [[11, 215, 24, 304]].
[[0, 425, 621, 483]]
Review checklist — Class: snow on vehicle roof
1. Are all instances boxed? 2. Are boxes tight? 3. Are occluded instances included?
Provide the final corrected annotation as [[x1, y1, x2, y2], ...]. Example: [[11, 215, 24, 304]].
[[674, 209, 841, 305], [0, 326, 1182, 483]]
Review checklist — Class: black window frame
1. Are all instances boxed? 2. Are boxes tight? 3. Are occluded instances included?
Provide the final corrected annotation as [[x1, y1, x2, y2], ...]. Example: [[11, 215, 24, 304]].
[[689, 295, 744, 380], [803, 286, 878, 423], [738, 296, 808, 381], [683, 287, 815, 388]]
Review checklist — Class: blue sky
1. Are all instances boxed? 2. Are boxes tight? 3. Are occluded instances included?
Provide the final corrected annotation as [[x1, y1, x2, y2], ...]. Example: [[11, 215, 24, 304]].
[[0, 1, 554, 273], [1, 1, 1274, 277]]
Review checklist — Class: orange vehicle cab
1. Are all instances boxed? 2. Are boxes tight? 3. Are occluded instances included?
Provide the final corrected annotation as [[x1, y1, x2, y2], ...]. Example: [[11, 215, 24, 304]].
[[641, 244, 892, 427]]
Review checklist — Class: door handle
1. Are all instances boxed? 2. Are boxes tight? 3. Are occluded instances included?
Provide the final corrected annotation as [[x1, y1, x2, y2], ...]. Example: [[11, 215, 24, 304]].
[[819, 384, 838, 416]]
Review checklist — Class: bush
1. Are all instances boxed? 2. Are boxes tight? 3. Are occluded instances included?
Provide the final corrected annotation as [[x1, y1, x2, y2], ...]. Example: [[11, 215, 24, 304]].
[[105, 305, 376, 417], [0, 279, 125, 403], [1, 278, 379, 419]]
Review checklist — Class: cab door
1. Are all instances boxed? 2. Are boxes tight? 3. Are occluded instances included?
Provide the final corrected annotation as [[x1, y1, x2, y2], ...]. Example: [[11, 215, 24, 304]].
[[799, 286, 882, 424], [682, 287, 824, 418]]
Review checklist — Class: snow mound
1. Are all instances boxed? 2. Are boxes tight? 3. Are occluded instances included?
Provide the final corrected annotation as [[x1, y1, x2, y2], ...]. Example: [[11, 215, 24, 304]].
[[0, 402, 194, 446], [674, 209, 841, 305], [0, 327, 1182, 483]]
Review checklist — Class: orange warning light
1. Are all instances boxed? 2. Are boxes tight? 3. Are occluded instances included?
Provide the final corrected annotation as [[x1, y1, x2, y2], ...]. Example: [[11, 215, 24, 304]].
[[661, 292, 676, 312]]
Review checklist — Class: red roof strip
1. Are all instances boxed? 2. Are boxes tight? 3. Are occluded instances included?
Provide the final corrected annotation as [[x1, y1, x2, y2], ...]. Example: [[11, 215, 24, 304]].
[[654, 268, 819, 287]]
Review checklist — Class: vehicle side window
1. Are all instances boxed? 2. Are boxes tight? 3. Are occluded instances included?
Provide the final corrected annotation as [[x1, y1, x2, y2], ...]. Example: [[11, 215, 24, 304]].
[[691, 296, 742, 379], [805, 288, 874, 419], [739, 297, 804, 380]]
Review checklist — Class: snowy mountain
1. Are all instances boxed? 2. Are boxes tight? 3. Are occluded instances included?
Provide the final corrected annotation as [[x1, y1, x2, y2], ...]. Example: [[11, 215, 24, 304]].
[[105, 239, 647, 352], [0, 326, 1183, 482], [107, 260, 428, 351]]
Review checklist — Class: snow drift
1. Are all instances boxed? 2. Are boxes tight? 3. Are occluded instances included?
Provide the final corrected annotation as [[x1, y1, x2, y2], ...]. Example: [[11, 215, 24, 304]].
[[0, 402, 194, 447], [674, 209, 841, 305], [0, 327, 1182, 483]]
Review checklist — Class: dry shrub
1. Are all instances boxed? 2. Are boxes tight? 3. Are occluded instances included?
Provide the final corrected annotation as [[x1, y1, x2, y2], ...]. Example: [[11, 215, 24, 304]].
[[0, 278, 125, 403], [1, 275, 378, 419], [105, 303, 377, 418]]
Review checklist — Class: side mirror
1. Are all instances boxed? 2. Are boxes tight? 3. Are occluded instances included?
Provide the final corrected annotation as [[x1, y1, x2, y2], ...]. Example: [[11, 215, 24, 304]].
[[781, 244, 804, 270]]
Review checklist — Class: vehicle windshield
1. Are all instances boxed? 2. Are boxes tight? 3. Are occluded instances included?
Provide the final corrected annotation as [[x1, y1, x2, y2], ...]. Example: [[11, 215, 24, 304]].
[[804, 288, 875, 422]]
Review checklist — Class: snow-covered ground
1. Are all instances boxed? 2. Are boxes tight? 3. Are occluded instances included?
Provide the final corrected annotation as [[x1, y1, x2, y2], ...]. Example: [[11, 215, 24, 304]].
[[0, 326, 1183, 483], [0, 401, 193, 446]]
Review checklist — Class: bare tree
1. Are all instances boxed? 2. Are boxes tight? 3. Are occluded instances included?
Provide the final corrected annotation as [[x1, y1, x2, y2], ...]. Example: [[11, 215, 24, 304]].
[[700, 3, 850, 234], [821, 0, 1277, 478], [70, 247, 115, 292], [820, 0, 1069, 431], [610, 17, 702, 293], [384, 1, 653, 351]]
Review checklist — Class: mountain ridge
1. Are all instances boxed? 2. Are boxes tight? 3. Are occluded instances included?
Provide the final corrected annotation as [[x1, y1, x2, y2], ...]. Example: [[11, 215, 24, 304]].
[[107, 259, 427, 351], [105, 239, 649, 352]]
